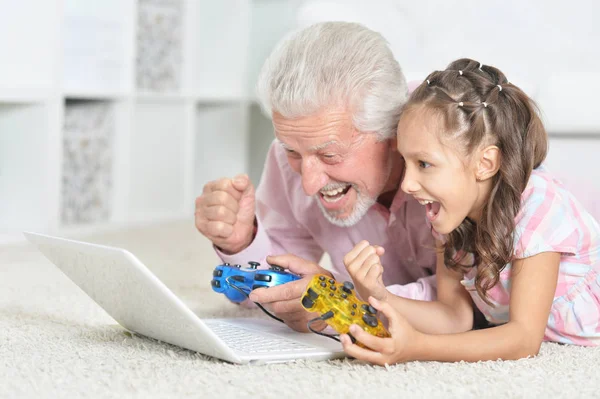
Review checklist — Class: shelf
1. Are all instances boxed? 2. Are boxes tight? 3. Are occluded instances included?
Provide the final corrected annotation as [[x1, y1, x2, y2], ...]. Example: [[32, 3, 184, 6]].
[[247, 0, 300, 95], [135, 92, 194, 102], [194, 0, 251, 99], [0, 2, 60, 97], [0, 87, 55, 104], [0, 104, 55, 233], [194, 103, 249, 193], [62, 0, 135, 95], [61, 100, 116, 226], [128, 101, 191, 220], [135, 0, 184, 93], [63, 91, 131, 101]]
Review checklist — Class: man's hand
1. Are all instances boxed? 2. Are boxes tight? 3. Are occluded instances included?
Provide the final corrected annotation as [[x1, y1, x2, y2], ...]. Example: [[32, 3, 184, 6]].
[[194, 174, 256, 254], [248, 254, 333, 333], [343, 240, 388, 302]]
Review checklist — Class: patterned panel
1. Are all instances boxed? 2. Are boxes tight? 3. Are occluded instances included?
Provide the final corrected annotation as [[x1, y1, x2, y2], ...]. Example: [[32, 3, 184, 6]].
[[61, 101, 113, 225], [136, 0, 183, 92]]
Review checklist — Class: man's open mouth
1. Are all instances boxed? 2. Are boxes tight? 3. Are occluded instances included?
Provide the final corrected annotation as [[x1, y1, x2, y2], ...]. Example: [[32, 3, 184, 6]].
[[320, 184, 352, 203]]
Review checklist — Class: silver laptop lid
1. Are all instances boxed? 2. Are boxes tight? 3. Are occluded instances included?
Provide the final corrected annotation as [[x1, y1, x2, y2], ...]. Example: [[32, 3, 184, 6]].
[[23, 232, 240, 363]]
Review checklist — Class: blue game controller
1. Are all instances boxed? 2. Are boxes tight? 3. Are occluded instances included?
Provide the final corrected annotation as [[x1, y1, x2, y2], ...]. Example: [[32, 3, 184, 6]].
[[211, 261, 301, 303]]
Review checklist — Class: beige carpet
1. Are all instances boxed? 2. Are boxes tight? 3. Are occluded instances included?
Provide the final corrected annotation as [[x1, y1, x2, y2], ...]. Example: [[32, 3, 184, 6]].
[[2, 220, 599, 398]]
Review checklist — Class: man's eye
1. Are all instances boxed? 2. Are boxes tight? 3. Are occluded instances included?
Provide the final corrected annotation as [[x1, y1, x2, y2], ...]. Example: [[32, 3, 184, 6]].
[[285, 149, 300, 157], [418, 160, 431, 168]]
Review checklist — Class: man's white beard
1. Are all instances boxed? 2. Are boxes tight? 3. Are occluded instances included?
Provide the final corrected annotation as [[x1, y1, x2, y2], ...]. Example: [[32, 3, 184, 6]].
[[316, 187, 377, 227]]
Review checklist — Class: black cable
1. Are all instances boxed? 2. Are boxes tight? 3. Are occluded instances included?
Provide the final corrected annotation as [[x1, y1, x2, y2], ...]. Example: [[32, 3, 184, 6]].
[[307, 311, 341, 343], [225, 277, 284, 323]]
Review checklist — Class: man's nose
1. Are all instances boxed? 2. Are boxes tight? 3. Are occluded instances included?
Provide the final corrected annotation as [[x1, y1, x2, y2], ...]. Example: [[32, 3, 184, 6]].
[[301, 159, 327, 196]]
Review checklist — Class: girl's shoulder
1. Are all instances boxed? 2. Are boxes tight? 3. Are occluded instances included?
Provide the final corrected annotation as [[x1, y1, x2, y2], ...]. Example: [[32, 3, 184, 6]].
[[513, 167, 587, 258]]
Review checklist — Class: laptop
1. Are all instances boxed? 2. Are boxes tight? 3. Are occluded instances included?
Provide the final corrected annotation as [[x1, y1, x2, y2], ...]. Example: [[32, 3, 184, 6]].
[[23, 232, 345, 364]]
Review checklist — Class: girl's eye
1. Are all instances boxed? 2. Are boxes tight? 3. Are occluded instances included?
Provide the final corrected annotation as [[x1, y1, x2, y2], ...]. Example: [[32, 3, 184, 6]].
[[418, 160, 431, 169]]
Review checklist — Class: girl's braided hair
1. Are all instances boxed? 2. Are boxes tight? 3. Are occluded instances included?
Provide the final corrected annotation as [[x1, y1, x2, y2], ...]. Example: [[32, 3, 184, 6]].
[[406, 58, 548, 303]]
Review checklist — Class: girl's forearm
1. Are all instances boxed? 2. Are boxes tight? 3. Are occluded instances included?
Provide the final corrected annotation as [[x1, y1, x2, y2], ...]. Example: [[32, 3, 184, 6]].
[[387, 295, 473, 335], [411, 321, 542, 362]]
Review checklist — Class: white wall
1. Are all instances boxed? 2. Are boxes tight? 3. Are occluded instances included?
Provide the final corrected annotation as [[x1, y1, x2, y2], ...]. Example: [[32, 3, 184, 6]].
[[294, 0, 600, 134]]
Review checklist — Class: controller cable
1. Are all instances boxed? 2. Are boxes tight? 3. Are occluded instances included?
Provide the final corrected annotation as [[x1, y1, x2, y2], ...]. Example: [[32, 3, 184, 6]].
[[225, 278, 350, 344], [225, 277, 284, 323], [307, 311, 342, 343]]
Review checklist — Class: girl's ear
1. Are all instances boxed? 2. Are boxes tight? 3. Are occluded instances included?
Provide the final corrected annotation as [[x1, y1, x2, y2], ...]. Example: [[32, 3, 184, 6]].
[[475, 145, 500, 181]]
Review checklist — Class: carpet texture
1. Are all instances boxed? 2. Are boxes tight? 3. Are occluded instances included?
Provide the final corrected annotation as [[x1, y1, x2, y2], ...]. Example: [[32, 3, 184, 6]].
[[1, 220, 599, 398]]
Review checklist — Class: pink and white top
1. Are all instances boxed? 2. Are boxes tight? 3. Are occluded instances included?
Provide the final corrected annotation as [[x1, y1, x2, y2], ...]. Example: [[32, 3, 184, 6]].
[[216, 141, 438, 300], [445, 167, 600, 345]]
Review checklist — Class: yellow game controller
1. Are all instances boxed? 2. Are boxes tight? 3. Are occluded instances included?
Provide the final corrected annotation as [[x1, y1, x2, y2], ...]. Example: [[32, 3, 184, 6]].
[[301, 274, 390, 347]]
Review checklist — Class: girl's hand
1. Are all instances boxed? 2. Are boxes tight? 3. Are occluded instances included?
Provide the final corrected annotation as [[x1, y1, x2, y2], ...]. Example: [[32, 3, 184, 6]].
[[340, 296, 422, 365], [343, 241, 388, 302]]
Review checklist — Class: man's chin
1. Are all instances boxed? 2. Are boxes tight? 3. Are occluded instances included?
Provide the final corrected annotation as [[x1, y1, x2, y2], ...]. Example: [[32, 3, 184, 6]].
[[317, 199, 374, 228]]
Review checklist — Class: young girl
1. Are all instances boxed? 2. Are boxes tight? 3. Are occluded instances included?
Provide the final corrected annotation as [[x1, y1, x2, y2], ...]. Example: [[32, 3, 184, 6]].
[[340, 58, 600, 364]]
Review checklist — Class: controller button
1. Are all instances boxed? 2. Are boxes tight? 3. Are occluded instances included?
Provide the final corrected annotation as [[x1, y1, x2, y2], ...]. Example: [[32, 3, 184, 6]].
[[224, 263, 230, 266], [329, 293, 334, 297], [319, 275, 326, 281], [302, 295, 315, 308], [341, 293, 347, 299], [328, 279, 335, 284], [234, 264, 241, 268], [352, 304, 357, 309], [330, 285, 336, 291], [248, 261, 260, 269], [362, 304, 377, 314], [255, 274, 272, 282], [362, 314, 378, 328], [232, 275, 245, 282], [211, 280, 221, 288], [351, 311, 356, 316], [252, 284, 262, 290], [213, 270, 223, 277], [342, 281, 354, 294], [270, 265, 284, 272], [307, 287, 319, 300], [320, 282, 327, 288]]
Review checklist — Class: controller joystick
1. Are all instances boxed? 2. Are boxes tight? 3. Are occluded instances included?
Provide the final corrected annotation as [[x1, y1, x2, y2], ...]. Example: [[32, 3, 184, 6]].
[[211, 261, 301, 303], [301, 274, 390, 347]]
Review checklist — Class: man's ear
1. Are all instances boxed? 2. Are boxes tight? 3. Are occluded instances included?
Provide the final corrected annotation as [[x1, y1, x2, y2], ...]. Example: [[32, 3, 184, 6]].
[[475, 145, 500, 181]]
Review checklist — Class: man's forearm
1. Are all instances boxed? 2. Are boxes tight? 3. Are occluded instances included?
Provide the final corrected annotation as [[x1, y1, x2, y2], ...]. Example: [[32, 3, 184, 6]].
[[387, 295, 473, 334]]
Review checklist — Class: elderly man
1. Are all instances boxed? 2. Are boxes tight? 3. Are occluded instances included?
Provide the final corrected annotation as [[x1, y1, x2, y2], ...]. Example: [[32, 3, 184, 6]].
[[195, 21, 436, 332]]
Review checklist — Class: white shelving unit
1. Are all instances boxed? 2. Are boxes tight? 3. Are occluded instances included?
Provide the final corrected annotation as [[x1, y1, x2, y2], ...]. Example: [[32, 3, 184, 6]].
[[0, 0, 300, 243]]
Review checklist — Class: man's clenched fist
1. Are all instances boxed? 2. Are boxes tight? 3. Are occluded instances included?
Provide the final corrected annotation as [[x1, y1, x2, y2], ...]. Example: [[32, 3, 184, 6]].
[[195, 174, 256, 254]]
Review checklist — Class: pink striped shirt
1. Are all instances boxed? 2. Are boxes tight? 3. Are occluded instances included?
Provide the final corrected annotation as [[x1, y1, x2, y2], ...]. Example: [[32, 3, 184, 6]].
[[457, 167, 600, 345], [216, 141, 438, 300]]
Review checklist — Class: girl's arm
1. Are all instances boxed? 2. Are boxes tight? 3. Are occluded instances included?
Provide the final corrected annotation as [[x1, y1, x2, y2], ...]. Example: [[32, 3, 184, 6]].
[[385, 243, 474, 334], [343, 251, 561, 364], [411, 251, 560, 361]]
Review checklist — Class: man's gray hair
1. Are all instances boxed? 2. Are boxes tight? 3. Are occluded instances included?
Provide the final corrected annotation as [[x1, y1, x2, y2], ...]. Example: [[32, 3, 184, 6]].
[[256, 21, 408, 140]]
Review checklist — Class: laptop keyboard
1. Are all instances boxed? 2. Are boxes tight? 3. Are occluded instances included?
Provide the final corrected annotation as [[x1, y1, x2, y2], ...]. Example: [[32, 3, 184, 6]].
[[205, 320, 318, 354]]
